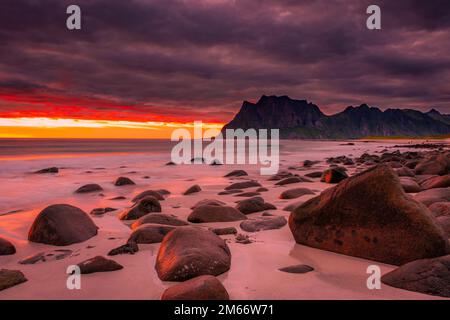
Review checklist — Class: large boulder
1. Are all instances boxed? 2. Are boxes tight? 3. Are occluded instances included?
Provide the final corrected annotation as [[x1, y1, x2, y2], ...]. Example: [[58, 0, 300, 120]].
[[119, 196, 161, 220], [382, 255, 450, 298], [235, 197, 276, 214], [128, 224, 176, 244], [131, 214, 188, 229], [0, 269, 27, 291], [414, 188, 450, 206], [240, 216, 287, 232], [28, 204, 98, 246], [155, 227, 231, 281], [161, 275, 229, 300], [75, 184, 103, 194], [420, 175, 450, 190], [0, 238, 16, 256], [188, 205, 247, 223], [414, 154, 450, 176], [289, 165, 450, 265], [279, 188, 314, 199]]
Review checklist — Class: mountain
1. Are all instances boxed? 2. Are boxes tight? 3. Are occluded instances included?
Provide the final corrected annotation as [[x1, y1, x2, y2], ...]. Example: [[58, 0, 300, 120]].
[[221, 95, 450, 139]]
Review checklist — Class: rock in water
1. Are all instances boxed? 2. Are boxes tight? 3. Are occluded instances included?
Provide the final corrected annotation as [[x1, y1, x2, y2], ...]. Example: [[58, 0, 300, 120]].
[[414, 154, 450, 176], [225, 181, 261, 190], [108, 242, 139, 256], [191, 199, 226, 209], [131, 214, 188, 229], [161, 275, 229, 300], [0, 237, 16, 256], [279, 264, 314, 274], [235, 197, 276, 214], [289, 165, 450, 266], [132, 190, 164, 202], [119, 196, 161, 220], [128, 224, 176, 244], [188, 205, 247, 223], [382, 255, 450, 298], [34, 167, 58, 174], [320, 168, 348, 183], [183, 185, 202, 195], [279, 188, 314, 199], [240, 216, 287, 232], [114, 177, 136, 186], [77, 256, 123, 274], [75, 184, 103, 194], [0, 269, 27, 291], [28, 204, 98, 246], [211, 227, 238, 236], [224, 170, 248, 177], [155, 227, 231, 281]]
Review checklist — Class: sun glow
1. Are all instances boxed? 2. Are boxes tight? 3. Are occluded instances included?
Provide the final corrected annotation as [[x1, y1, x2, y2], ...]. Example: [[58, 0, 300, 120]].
[[0, 117, 224, 139]]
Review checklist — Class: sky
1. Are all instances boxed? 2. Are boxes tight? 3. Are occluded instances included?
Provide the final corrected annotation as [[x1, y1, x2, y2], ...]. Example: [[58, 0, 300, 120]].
[[0, 0, 449, 138]]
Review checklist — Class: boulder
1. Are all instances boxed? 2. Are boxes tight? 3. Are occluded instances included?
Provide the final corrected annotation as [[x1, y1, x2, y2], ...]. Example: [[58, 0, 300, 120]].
[[414, 188, 450, 206], [279, 264, 314, 274], [395, 167, 415, 177], [211, 227, 238, 236], [235, 197, 276, 214], [224, 170, 248, 177], [28, 204, 98, 246], [114, 177, 136, 186], [75, 184, 103, 194], [183, 185, 202, 195], [218, 189, 243, 195], [275, 176, 311, 186], [399, 177, 421, 193], [420, 175, 450, 190], [320, 168, 348, 184], [305, 171, 323, 178], [188, 205, 247, 223], [108, 242, 139, 256], [235, 192, 261, 197], [0, 238, 16, 256], [161, 275, 229, 300], [90, 207, 116, 216], [436, 216, 450, 237], [289, 165, 450, 265], [77, 256, 123, 274], [128, 224, 176, 244], [191, 199, 226, 209], [283, 200, 304, 212], [155, 227, 231, 281], [119, 196, 161, 220], [240, 216, 287, 232], [132, 190, 164, 202], [381, 255, 450, 298], [131, 214, 188, 229], [225, 181, 261, 190], [34, 167, 58, 174], [279, 188, 314, 199], [428, 202, 450, 217], [0, 269, 27, 291], [414, 154, 450, 176]]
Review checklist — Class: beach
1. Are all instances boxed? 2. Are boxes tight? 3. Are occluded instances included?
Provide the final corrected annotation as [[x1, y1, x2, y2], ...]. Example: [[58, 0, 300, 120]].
[[0, 138, 448, 300]]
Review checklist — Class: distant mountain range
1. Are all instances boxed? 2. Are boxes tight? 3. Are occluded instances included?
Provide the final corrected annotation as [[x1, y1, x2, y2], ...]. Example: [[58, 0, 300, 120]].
[[222, 95, 450, 139]]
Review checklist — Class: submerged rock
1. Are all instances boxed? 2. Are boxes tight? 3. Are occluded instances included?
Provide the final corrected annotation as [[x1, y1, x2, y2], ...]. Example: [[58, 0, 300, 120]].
[[279, 264, 314, 274], [28, 204, 98, 246], [114, 177, 136, 186], [279, 188, 314, 199], [128, 224, 176, 244], [289, 165, 450, 265], [132, 190, 164, 202], [0, 237, 16, 256], [108, 242, 139, 256], [211, 227, 238, 236], [131, 214, 188, 229], [224, 170, 248, 177], [236, 197, 276, 214], [155, 227, 231, 281], [183, 185, 202, 195], [75, 184, 103, 194], [119, 196, 161, 220], [34, 167, 58, 174], [225, 181, 261, 190]]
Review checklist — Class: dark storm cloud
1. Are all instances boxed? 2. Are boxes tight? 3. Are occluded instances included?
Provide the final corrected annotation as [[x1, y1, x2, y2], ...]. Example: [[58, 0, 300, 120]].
[[0, 0, 449, 121]]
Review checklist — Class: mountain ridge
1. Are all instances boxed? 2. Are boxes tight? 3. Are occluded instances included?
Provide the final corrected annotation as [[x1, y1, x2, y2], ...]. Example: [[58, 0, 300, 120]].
[[222, 95, 450, 139]]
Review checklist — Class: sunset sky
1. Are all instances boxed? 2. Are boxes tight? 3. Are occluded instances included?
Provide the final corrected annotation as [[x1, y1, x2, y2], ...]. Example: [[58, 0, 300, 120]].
[[0, 0, 449, 138]]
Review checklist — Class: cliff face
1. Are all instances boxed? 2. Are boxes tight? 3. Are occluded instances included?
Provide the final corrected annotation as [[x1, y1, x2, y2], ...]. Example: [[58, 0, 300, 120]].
[[221, 95, 450, 139]]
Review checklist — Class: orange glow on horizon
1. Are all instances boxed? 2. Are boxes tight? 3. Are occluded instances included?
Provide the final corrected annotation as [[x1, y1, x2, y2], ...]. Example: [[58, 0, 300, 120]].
[[0, 117, 225, 139]]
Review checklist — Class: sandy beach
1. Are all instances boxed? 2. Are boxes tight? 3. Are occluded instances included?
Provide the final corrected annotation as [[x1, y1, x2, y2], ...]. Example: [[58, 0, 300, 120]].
[[1, 139, 448, 300]]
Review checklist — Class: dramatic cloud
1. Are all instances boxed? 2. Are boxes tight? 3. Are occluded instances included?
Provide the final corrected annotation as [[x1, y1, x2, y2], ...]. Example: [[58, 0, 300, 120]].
[[0, 0, 449, 122]]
